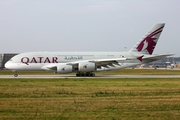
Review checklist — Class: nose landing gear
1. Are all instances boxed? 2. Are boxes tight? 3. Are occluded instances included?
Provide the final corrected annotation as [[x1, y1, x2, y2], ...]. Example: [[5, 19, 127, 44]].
[[13, 71, 18, 77]]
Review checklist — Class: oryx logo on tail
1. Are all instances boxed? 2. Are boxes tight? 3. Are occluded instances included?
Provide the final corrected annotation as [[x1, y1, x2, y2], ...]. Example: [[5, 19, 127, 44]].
[[130, 23, 165, 55], [136, 25, 164, 55]]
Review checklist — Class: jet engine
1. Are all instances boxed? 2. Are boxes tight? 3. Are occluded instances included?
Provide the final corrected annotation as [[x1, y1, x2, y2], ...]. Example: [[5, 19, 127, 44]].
[[56, 64, 73, 74], [78, 62, 96, 72]]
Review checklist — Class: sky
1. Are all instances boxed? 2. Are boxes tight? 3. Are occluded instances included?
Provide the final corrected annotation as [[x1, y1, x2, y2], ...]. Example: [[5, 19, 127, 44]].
[[0, 0, 180, 56]]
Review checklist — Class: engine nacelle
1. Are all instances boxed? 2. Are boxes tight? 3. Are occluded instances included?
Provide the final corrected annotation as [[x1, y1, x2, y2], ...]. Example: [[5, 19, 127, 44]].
[[56, 64, 73, 74], [79, 62, 96, 72]]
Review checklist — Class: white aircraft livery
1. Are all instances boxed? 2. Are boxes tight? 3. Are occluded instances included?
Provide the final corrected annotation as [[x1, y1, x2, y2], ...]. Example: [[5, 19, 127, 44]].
[[5, 23, 173, 77]]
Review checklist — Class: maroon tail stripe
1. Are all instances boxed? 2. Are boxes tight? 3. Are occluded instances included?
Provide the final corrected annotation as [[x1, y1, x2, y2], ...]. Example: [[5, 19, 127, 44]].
[[148, 30, 162, 38], [148, 26, 164, 37]]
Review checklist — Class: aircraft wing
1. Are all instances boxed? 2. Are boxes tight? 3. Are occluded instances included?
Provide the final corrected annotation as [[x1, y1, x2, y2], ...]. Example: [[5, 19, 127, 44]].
[[67, 58, 133, 68], [89, 58, 127, 68], [89, 58, 126, 63]]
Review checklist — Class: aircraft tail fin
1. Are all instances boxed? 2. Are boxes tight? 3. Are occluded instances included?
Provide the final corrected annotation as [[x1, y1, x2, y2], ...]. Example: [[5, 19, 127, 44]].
[[130, 23, 165, 55]]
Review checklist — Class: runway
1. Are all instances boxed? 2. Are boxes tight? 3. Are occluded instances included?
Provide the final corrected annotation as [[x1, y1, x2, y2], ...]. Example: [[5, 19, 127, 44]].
[[1, 74, 180, 78]]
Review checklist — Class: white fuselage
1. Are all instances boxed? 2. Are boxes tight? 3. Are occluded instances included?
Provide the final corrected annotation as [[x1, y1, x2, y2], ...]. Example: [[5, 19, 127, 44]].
[[5, 51, 146, 72]]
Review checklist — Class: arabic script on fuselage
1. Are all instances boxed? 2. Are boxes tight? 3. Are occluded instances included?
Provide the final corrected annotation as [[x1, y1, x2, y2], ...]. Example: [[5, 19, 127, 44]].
[[64, 56, 83, 60]]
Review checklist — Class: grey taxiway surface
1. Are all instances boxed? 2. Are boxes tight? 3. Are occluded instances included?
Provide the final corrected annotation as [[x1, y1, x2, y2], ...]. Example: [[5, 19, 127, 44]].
[[1, 75, 180, 78]]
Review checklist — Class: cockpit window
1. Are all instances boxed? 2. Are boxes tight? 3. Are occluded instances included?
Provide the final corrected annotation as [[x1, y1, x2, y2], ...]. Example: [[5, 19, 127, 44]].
[[9, 59, 13, 61]]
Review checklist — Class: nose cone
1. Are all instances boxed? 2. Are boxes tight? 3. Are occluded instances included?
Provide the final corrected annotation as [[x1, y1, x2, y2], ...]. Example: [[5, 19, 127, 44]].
[[5, 61, 11, 69]]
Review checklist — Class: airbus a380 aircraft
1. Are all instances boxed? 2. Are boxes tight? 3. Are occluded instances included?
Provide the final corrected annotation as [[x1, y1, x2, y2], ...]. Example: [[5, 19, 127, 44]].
[[5, 23, 173, 77]]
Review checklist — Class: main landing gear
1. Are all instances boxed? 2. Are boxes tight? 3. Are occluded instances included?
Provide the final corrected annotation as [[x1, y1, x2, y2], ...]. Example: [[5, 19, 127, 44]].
[[76, 72, 95, 77]]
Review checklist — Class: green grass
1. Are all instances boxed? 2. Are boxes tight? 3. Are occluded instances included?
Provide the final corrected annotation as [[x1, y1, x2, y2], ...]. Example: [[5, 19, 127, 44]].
[[0, 78, 180, 119]]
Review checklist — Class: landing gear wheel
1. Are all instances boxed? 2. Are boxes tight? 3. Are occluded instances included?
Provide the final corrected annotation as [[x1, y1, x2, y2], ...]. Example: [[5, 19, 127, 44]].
[[81, 73, 84, 76], [13, 71, 18, 77], [14, 73, 18, 77], [89, 73, 95, 77], [76, 73, 80, 77], [86, 72, 90, 77], [76, 72, 95, 77], [91, 73, 95, 77]]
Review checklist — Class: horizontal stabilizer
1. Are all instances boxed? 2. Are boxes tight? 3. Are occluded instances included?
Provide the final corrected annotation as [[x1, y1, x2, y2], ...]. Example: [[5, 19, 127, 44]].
[[143, 54, 174, 61]]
